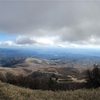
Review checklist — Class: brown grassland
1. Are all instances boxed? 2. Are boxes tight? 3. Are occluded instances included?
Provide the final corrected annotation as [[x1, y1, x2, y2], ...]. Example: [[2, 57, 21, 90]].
[[0, 81, 99, 100]]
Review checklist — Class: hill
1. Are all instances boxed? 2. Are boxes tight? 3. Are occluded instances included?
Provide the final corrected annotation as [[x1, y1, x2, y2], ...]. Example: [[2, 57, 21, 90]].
[[0, 81, 99, 100]]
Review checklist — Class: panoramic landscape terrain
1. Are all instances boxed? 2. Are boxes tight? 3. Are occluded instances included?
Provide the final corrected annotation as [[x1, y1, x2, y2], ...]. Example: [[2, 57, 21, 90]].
[[0, 47, 100, 80], [0, 47, 99, 99], [0, 0, 100, 100]]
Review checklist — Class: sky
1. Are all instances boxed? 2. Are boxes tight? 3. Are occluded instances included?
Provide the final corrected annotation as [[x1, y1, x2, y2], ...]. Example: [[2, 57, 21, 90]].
[[0, 0, 100, 48]]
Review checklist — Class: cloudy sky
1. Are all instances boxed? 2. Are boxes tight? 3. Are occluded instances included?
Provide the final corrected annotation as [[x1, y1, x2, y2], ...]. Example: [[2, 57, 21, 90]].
[[0, 0, 100, 48]]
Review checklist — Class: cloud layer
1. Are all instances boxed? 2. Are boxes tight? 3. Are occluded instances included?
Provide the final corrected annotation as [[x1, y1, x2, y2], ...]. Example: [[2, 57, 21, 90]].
[[0, 0, 100, 47]]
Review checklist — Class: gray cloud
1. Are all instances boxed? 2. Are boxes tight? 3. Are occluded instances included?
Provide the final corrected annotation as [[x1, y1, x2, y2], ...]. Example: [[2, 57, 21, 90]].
[[0, 0, 100, 46], [16, 36, 36, 45]]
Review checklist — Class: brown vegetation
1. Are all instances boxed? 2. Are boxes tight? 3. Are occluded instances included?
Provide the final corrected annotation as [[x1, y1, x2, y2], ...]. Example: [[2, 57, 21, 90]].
[[0, 81, 100, 100]]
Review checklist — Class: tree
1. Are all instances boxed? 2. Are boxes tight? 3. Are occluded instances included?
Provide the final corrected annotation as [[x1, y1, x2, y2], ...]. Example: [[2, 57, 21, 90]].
[[48, 74, 58, 89], [86, 64, 100, 88]]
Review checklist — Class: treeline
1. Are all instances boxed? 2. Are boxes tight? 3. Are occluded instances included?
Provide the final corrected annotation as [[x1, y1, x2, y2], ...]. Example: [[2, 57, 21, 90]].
[[0, 64, 100, 90], [1, 57, 25, 67], [0, 73, 85, 90]]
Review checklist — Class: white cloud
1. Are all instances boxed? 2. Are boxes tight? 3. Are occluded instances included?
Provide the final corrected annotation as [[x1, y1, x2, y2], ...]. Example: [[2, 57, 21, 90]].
[[0, 41, 15, 46], [15, 36, 58, 46], [35, 38, 54, 45]]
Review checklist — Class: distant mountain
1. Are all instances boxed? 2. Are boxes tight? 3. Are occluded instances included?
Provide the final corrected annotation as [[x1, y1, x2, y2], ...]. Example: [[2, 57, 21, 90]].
[[1, 47, 100, 59], [0, 47, 100, 68]]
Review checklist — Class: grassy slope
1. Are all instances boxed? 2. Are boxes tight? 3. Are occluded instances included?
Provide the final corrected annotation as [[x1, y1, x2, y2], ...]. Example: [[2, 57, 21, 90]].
[[0, 81, 100, 100]]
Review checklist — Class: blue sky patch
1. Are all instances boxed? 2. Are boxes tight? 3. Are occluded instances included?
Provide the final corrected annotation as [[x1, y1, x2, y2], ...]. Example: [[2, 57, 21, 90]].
[[0, 32, 16, 42]]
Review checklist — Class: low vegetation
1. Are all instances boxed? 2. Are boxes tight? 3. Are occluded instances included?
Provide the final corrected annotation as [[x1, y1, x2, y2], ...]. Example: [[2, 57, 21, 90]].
[[0, 81, 99, 100]]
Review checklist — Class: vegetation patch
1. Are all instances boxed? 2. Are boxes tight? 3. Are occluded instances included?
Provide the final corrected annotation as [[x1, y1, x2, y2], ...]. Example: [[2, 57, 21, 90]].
[[0, 81, 100, 100]]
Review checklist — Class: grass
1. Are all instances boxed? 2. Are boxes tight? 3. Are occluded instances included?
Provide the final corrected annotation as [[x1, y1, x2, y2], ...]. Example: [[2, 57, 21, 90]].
[[0, 81, 100, 100], [25, 58, 42, 63]]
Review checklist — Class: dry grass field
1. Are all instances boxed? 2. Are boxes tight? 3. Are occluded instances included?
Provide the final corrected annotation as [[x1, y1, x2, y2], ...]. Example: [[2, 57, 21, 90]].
[[0, 81, 99, 100]]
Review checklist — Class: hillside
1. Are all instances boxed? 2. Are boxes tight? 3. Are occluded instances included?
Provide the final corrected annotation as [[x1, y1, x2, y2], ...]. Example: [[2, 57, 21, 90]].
[[0, 57, 93, 84], [0, 57, 96, 76], [0, 81, 99, 100]]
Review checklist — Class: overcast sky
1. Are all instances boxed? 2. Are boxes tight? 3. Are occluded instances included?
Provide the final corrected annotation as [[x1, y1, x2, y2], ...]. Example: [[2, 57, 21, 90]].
[[0, 0, 100, 48]]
